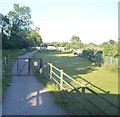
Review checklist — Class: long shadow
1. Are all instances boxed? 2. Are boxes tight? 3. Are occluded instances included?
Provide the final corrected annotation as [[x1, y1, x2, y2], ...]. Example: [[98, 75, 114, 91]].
[[30, 67, 119, 115], [24, 88, 67, 115], [2, 76, 67, 115], [50, 90, 119, 115], [8, 86, 119, 115]]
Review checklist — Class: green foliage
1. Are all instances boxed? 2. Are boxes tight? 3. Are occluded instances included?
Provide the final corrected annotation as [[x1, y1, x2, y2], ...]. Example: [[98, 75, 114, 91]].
[[71, 35, 81, 43], [27, 27, 42, 47], [69, 42, 83, 49], [2, 4, 42, 50], [100, 40, 118, 57], [46, 42, 68, 48], [46, 41, 84, 49], [8, 4, 32, 29], [84, 43, 99, 50], [64, 35, 83, 49]]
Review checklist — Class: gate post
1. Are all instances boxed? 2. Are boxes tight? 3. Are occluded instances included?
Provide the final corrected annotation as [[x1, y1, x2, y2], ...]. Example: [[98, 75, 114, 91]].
[[50, 63, 52, 80], [28, 58, 30, 75], [40, 59, 42, 69]]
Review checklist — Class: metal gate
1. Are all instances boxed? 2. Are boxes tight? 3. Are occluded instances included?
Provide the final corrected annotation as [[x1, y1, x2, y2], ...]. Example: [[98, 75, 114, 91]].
[[3, 58, 43, 76]]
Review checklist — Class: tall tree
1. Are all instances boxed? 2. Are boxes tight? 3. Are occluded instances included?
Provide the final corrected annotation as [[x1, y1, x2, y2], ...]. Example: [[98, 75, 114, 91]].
[[70, 35, 83, 49], [27, 27, 42, 47], [71, 35, 81, 43], [2, 4, 42, 49], [2, 15, 11, 49], [8, 4, 32, 31], [6, 4, 33, 49]]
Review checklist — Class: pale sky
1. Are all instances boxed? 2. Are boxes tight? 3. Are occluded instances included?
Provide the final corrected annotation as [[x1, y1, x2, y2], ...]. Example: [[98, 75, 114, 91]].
[[0, 0, 119, 44]]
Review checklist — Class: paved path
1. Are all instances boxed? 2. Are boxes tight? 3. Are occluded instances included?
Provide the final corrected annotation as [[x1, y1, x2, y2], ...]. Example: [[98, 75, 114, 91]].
[[2, 51, 67, 115]]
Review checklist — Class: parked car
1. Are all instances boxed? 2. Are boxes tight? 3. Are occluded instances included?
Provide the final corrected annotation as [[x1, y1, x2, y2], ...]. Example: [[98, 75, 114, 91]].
[[74, 49, 83, 56]]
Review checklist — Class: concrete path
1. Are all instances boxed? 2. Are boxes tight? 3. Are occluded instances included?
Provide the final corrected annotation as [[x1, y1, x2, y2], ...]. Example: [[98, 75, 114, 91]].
[[2, 51, 67, 115]]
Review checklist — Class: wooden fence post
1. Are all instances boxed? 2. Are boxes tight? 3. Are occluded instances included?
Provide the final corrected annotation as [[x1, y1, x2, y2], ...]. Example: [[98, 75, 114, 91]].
[[40, 59, 42, 69], [50, 63, 52, 80], [60, 69, 63, 90], [81, 82, 86, 115]]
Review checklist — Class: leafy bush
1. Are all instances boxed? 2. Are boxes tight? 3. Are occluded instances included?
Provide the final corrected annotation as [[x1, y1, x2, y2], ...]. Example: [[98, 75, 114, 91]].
[[100, 40, 118, 57]]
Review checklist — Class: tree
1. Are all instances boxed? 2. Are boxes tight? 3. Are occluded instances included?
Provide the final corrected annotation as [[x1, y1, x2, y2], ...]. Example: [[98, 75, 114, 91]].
[[8, 4, 32, 30], [70, 35, 83, 49], [2, 4, 42, 49], [108, 39, 116, 44], [2, 4, 33, 49], [2, 15, 12, 49], [27, 27, 42, 47], [71, 35, 81, 43], [100, 40, 118, 57]]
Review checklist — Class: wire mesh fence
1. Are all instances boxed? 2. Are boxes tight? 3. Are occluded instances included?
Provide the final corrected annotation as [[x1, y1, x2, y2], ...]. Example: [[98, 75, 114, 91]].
[[103, 57, 118, 65]]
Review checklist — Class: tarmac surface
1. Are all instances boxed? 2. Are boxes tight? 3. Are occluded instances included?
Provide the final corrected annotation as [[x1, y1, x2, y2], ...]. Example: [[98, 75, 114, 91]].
[[2, 50, 67, 115]]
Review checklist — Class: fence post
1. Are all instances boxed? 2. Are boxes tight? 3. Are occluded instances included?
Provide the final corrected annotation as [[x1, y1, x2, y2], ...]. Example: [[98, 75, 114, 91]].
[[50, 63, 52, 80], [81, 82, 86, 115], [40, 59, 42, 69], [60, 69, 63, 90]]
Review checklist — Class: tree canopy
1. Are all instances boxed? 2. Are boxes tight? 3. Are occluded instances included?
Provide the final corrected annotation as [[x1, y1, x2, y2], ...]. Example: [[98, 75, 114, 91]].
[[2, 4, 42, 49], [71, 35, 81, 43], [100, 40, 118, 57]]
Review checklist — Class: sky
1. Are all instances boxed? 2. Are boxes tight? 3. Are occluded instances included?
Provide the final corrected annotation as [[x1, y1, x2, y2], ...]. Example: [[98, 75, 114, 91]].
[[0, 0, 119, 44]]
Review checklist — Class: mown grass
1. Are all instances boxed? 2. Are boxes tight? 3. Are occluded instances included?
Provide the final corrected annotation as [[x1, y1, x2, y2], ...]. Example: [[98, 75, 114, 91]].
[[32, 50, 119, 115], [33, 50, 118, 94]]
